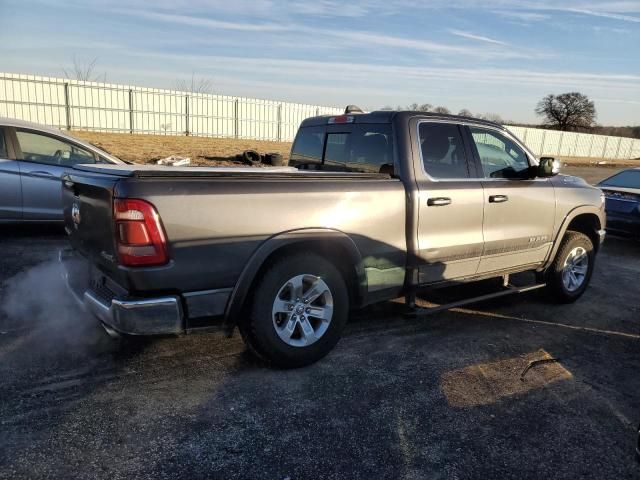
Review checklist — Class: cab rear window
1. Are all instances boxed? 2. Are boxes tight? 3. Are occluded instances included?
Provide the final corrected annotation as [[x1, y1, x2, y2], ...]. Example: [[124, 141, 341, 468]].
[[290, 124, 393, 173]]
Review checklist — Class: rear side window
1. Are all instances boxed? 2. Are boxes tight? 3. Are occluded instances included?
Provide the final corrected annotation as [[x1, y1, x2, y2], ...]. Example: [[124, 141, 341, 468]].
[[0, 129, 7, 158], [290, 126, 325, 168], [419, 122, 469, 179]]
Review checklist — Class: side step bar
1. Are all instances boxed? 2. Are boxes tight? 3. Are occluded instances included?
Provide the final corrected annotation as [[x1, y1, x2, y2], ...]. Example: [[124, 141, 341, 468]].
[[404, 282, 546, 318]]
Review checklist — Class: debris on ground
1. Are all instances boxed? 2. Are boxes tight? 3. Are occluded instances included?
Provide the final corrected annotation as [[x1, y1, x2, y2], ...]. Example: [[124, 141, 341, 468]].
[[156, 155, 191, 166]]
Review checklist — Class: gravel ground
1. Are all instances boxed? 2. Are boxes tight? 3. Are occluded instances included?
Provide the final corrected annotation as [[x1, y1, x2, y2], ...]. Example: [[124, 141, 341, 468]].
[[1, 224, 639, 480]]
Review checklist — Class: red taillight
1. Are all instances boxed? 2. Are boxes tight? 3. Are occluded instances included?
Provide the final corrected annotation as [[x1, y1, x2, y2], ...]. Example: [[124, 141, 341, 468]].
[[114, 199, 168, 267]]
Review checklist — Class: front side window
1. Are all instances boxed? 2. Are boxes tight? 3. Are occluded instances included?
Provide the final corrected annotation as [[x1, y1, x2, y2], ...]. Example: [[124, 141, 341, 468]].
[[16, 130, 96, 167], [419, 122, 469, 179], [470, 127, 530, 179]]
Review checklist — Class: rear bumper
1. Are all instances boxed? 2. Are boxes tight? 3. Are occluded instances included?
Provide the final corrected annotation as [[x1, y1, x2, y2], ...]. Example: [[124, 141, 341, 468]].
[[60, 249, 183, 335]]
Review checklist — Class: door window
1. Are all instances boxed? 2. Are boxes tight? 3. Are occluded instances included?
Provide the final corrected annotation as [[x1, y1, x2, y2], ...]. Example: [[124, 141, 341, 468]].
[[16, 130, 96, 166], [469, 127, 530, 179], [419, 123, 470, 179]]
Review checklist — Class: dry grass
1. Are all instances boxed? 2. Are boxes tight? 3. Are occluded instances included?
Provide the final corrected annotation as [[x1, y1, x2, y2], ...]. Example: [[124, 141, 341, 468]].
[[70, 131, 292, 166], [557, 155, 639, 167]]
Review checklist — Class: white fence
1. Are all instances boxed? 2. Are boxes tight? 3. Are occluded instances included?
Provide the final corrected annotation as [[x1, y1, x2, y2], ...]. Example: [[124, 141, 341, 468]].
[[1, 72, 639, 159], [0, 73, 342, 142], [506, 125, 640, 160]]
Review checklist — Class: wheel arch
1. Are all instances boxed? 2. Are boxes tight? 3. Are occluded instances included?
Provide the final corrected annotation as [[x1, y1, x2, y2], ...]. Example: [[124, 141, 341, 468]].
[[223, 228, 366, 335], [543, 206, 603, 270]]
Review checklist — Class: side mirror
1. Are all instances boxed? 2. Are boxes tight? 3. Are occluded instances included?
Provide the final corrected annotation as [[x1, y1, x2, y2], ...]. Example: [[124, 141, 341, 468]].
[[538, 157, 560, 177]]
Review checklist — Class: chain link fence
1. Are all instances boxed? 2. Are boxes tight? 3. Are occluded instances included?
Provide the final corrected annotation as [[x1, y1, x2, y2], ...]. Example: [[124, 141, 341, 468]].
[[1, 72, 639, 159]]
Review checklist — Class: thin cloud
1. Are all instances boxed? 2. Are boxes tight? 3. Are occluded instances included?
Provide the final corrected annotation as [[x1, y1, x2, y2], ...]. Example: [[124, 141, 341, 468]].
[[565, 8, 640, 23], [448, 29, 508, 46]]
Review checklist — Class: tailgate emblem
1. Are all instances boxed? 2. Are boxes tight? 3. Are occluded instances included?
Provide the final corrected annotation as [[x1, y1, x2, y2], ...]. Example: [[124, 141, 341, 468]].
[[71, 202, 81, 227]]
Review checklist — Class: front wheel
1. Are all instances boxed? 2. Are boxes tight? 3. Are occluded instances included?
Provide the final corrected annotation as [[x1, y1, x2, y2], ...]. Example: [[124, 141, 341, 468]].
[[239, 253, 349, 368], [545, 231, 595, 303]]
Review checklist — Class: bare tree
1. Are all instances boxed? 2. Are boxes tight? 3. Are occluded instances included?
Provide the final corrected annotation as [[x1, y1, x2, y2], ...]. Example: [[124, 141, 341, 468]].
[[458, 108, 474, 118], [173, 73, 215, 94], [432, 106, 451, 114], [535, 92, 596, 131], [62, 55, 106, 82]]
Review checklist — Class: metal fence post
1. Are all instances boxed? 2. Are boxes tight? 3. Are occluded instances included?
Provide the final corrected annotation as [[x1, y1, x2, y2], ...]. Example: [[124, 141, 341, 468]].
[[614, 137, 622, 159], [558, 131, 564, 156], [573, 133, 580, 156], [63, 82, 71, 130], [315, 107, 319, 116], [540, 130, 547, 155], [185, 95, 190, 136], [587, 134, 595, 157], [277, 104, 282, 142], [602, 137, 609, 158], [128, 89, 134, 134], [234, 99, 239, 139]]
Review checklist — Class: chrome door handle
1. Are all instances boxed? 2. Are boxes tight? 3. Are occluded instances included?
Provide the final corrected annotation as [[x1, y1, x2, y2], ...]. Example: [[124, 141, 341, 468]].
[[427, 197, 452, 206], [489, 195, 509, 203]]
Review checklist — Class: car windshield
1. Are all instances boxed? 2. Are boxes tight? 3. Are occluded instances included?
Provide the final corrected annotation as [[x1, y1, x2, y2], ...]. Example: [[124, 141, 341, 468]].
[[599, 170, 640, 189]]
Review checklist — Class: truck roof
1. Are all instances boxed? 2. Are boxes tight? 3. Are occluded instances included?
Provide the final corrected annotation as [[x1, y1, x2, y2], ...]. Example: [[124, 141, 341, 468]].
[[300, 110, 506, 130]]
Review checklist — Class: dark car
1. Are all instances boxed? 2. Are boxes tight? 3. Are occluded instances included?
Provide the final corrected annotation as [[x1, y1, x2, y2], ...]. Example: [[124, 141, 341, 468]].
[[598, 168, 640, 238]]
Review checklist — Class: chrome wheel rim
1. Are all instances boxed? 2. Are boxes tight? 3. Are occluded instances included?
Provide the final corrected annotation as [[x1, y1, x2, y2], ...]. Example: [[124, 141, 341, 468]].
[[562, 246, 589, 292], [272, 274, 333, 347]]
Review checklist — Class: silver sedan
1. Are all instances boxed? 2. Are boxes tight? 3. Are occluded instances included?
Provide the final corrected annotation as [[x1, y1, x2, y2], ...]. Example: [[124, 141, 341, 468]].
[[0, 118, 125, 222]]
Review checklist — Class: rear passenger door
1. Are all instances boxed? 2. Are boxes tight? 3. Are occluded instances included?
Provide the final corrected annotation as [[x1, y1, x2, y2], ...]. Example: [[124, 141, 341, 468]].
[[0, 127, 22, 220], [412, 120, 485, 284], [465, 126, 556, 274]]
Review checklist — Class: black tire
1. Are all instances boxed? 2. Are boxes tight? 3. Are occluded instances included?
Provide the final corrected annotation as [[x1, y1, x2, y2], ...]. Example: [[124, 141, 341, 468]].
[[242, 150, 262, 165], [265, 152, 286, 166], [545, 231, 595, 303], [239, 253, 349, 368]]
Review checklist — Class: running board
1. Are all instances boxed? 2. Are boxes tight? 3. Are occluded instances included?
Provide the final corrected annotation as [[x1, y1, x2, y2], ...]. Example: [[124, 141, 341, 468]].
[[404, 282, 546, 318]]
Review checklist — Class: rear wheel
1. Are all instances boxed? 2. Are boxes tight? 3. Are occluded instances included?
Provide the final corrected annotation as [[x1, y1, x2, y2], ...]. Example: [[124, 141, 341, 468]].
[[545, 231, 595, 303], [239, 253, 349, 368]]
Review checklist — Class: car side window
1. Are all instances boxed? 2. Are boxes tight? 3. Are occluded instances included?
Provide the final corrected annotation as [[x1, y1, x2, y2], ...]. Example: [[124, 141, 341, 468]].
[[419, 122, 470, 179], [469, 127, 530, 179], [16, 130, 96, 167], [0, 129, 7, 158]]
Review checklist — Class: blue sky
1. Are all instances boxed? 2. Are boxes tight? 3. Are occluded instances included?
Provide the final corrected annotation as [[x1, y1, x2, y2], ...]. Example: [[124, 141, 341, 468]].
[[1, 0, 639, 125]]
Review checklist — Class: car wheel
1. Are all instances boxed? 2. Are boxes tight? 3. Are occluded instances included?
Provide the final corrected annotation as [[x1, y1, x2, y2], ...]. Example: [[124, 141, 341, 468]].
[[545, 231, 595, 303], [239, 253, 349, 368]]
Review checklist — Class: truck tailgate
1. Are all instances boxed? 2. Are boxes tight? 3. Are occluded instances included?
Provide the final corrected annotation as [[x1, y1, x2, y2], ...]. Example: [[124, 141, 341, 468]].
[[62, 170, 121, 278]]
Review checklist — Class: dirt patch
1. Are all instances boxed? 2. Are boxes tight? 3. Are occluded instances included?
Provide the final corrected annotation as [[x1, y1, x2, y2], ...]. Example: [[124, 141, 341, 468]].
[[69, 131, 292, 166]]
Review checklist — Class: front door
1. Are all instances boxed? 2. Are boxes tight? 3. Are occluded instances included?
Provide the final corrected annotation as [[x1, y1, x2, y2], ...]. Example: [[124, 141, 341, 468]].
[[465, 126, 556, 274], [413, 121, 485, 284], [0, 127, 22, 220], [15, 129, 97, 221]]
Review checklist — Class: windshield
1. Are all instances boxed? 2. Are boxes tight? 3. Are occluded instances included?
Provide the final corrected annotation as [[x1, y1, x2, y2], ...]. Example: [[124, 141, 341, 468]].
[[599, 169, 640, 189]]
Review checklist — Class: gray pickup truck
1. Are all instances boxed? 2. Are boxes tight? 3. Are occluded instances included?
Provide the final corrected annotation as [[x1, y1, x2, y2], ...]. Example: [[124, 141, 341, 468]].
[[62, 110, 606, 367]]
